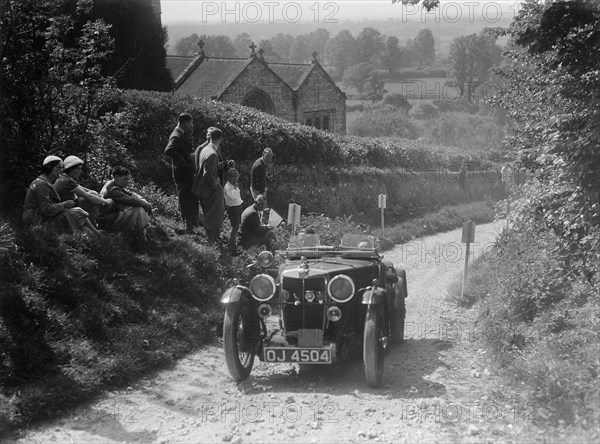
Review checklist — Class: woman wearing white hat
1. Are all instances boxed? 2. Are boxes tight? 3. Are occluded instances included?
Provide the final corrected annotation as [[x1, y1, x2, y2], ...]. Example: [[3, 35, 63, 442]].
[[54, 155, 113, 227], [22, 156, 98, 235]]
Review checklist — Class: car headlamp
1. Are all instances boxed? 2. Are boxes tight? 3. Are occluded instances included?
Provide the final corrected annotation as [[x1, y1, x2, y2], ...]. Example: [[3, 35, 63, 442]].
[[257, 251, 274, 268], [327, 274, 355, 303], [250, 274, 276, 301]]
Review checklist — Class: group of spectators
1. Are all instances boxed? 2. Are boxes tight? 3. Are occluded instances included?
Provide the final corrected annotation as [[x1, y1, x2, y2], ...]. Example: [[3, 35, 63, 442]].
[[23, 156, 152, 241], [165, 113, 276, 253], [22, 112, 277, 252]]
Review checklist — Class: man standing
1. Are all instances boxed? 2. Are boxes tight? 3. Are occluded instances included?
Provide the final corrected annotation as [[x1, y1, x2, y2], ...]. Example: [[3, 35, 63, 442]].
[[250, 147, 273, 201], [195, 128, 225, 245], [239, 194, 276, 251], [165, 112, 198, 233]]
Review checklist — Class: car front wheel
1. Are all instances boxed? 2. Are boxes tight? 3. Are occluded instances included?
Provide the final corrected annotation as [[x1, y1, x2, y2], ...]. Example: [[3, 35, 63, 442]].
[[223, 301, 257, 381], [363, 306, 385, 388]]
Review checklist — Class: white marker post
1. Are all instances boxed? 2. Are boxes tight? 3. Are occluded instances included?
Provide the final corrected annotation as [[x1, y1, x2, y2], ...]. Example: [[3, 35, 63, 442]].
[[461, 220, 476, 300], [378, 194, 387, 235], [287, 203, 301, 237]]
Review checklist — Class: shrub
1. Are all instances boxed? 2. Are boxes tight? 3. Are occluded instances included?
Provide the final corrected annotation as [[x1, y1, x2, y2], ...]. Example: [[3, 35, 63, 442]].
[[348, 108, 421, 139]]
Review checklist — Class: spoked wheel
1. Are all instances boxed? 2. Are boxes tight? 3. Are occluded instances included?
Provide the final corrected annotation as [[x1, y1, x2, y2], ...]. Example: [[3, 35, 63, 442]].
[[223, 301, 257, 381], [390, 270, 407, 344], [363, 306, 385, 388]]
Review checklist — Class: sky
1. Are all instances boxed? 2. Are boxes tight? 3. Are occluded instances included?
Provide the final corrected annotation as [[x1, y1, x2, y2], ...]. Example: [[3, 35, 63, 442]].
[[160, 0, 525, 24]]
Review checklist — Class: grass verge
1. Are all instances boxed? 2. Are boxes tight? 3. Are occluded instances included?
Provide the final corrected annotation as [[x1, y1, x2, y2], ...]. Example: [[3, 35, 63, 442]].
[[446, 224, 600, 440]]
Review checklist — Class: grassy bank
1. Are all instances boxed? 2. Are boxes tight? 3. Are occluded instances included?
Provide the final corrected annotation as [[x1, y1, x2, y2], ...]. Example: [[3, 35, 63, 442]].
[[0, 199, 494, 434], [446, 223, 599, 440]]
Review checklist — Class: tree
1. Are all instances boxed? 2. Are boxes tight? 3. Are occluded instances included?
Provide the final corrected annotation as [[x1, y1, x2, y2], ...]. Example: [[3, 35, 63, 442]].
[[356, 27, 385, 64], [381, 36, 402, 75], [488, 0, 600, 263], [290, 35, 309, 63], [308, 28, 330, 62], [0, 0, 115, 205], [270, 33, 294, 62], [413, 28, 435, 66], [233, 32, 252, 58], [91, 0, 172, 91], [392, 0, 440, 11], [327, 29, 356, 77], [448, 33, 502, 101], [365, 72, 387, 102], [342, 62, 374, 95], [175, 33, 200, 56], [197, 34, 237, 57], [258, 39, 280, 62]]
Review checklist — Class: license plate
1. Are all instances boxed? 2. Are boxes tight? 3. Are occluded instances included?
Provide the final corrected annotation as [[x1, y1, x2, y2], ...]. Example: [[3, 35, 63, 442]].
[[263, 347, 331, 364]]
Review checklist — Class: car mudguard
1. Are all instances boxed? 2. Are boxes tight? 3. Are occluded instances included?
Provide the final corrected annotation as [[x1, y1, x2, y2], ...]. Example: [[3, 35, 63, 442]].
[[221, 285, 251, 304], [362, 286, 387, 305]]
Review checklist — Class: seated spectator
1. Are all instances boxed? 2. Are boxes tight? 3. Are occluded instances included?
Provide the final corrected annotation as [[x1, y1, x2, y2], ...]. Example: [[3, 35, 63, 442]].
[[239, 194, 276, 250], [98, 166, 152, 241], [54, 155, 113, 226], [23, 155, 99, 235]]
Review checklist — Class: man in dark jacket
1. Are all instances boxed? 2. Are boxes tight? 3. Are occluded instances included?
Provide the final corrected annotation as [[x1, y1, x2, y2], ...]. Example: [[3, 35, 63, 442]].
[[165, 112, 198, 233], [239, 194, 276, 250], [250, 147, 273, 201]]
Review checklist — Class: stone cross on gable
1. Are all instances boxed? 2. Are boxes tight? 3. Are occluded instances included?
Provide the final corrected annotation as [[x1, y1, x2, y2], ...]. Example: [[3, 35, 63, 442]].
[[249, 42, 257, 57], [312, 51, 318, 63], [197, 39, 205, 56]]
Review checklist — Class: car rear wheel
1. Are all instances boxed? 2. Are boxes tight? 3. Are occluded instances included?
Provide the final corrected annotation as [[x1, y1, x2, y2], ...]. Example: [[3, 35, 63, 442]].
[[223, 301, 256, 381], [363, 306, 384, 388], [390, 270, 407, 344]]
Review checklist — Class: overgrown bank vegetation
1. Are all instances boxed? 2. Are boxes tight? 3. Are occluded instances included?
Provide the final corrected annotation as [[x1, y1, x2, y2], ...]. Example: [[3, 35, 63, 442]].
[[448, 1, 600, 438]]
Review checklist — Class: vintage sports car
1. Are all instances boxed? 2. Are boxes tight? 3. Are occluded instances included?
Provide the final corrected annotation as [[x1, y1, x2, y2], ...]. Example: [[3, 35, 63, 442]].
[[221, 233, 408, 388]]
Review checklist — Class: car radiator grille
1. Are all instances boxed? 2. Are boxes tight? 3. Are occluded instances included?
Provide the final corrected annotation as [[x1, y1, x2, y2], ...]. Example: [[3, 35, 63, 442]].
[[282, 277, 326, 332]]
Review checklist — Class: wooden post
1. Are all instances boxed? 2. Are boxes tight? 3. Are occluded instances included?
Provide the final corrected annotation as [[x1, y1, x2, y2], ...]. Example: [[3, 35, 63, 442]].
[[378, 194, 386, 235], [461, 221, 476, 300]]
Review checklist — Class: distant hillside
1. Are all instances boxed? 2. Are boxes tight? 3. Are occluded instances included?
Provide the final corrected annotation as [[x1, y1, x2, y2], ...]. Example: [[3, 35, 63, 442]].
[[164, 17, 513, 57]]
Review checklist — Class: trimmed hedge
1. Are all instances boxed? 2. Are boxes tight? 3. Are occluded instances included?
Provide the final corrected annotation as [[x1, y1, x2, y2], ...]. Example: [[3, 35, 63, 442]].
[[94, 89, 493, 191]]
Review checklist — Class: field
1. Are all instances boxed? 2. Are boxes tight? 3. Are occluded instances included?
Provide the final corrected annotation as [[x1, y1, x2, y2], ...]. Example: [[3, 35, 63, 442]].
[[345, 77, 459, 128]]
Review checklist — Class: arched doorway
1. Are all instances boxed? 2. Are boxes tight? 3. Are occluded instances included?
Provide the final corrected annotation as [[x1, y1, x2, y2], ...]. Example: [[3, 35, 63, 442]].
[[241, 88, 275, 114]]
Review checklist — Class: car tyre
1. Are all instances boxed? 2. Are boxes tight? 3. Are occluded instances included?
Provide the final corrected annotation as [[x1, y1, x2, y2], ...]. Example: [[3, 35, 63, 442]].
[[223, 301, 256, 381], [363, 306, 384, 388]]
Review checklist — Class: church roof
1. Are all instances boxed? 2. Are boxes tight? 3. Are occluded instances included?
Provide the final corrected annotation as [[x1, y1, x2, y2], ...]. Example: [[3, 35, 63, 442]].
[[174, 57, 250, 98], [166, 55, 195, 81], [165, 50, 332, 99], [268, 63, 313, 90]]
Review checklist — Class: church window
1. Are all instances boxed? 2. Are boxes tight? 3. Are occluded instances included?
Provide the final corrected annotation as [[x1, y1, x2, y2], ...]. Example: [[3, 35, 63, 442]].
[[306, 118, 313, 126], [322, 116, 330, 131]]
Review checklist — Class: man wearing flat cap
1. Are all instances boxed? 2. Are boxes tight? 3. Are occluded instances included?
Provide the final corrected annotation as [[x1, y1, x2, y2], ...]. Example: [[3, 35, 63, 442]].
[[54, 155, 113, 226]]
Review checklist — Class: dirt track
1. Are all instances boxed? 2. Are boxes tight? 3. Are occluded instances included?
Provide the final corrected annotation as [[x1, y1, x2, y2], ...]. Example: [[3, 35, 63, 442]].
[[16, 221, 552, 443]]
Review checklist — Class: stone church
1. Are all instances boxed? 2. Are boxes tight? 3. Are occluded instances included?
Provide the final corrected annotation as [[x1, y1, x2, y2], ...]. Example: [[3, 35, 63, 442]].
[[166, 43, 347, 134]]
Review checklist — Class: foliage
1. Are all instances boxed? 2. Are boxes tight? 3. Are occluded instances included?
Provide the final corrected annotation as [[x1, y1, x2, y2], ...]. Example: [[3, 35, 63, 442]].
[[365, 72, 387, 102], [489, 0, 600, 269], [356, 27, 385, 64], [348, 108, 420, 139], [412, 28, 436, 67], [0, 216, 228, 431], [0, 0, 115, 206], [176, 34, 236, 58], [383, 93, 412, 112], [448, 32, 503, 100], [381, 36, 402, 75], [327, 30, 356, 77], [91, 0, 172, 91], [422, 112, 505, 152], [342, 62, 374, 94]]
